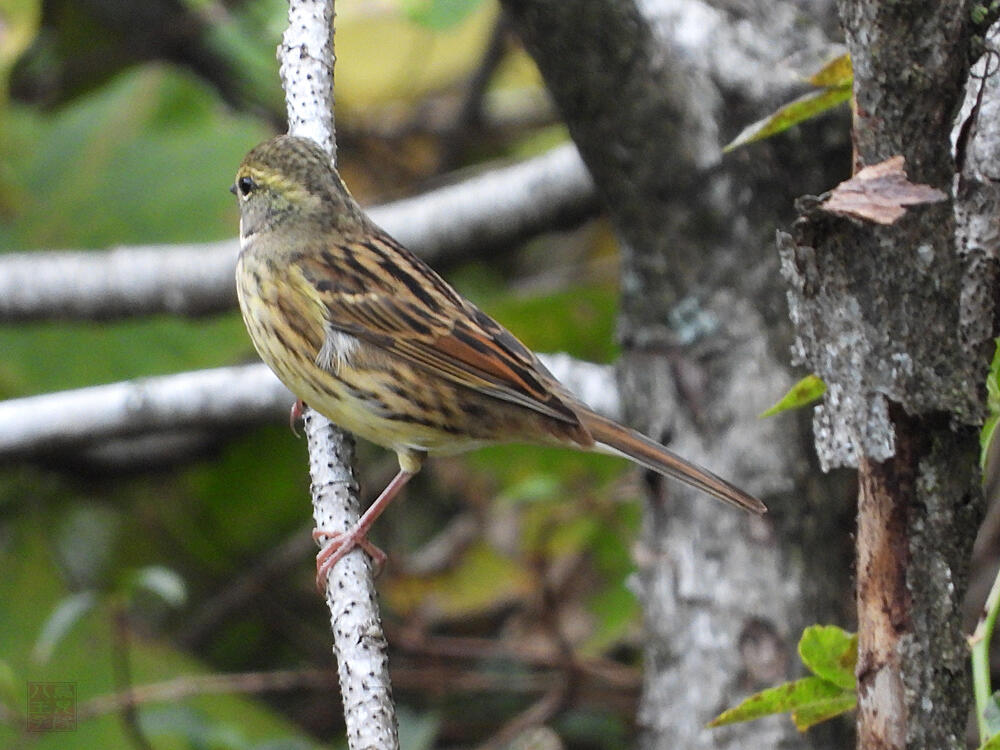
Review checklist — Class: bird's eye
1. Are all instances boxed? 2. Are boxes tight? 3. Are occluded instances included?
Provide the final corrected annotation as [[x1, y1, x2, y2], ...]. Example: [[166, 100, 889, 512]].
[[237, 176, 257, 196]]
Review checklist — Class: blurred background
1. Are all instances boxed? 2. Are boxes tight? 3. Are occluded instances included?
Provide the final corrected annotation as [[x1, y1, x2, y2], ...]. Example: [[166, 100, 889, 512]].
[[0, 1, 655, 747]]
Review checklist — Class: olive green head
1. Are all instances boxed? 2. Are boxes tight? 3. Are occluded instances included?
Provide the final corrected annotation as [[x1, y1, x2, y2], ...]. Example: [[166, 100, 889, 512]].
[[232, 135, 362, 239]]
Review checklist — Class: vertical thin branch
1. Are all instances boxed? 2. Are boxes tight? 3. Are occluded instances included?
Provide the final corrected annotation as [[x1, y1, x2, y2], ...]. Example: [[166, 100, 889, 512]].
[[303, 414, 397, 748], [280, 0, 336, 157], [277, 0, 398, 746], [111, 607, 154, 750]]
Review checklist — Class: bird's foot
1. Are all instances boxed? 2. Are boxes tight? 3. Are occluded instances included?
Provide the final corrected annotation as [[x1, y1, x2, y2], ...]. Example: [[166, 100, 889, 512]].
[[313, 527, 387, 591]]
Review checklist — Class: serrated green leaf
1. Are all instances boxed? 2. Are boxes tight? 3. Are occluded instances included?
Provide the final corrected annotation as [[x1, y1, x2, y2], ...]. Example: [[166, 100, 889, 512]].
[[708, 676, 849, 727], [798, 625, 857, 690], [792, 691, 857, 730], [807, 53, 853, 88], [724, 85, 851, 152], [402, 0, 484, 30], [124, 566, 187, 608], [31, 591, 97, 664], [760, 374, 827, 417]]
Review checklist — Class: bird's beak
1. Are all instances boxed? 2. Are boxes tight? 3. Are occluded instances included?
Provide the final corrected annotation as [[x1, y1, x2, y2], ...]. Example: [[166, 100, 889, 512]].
[[229, 183, 238, 196]]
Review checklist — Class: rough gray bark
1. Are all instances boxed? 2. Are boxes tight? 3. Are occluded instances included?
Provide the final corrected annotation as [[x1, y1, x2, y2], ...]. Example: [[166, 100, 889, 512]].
[[777, 2, 998, 747], [501, 0, 851, 747]]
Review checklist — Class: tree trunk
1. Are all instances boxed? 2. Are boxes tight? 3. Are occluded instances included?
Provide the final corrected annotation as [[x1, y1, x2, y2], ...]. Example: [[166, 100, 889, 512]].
[[501, 0, 852, 746], [778, 1, 998, 746]]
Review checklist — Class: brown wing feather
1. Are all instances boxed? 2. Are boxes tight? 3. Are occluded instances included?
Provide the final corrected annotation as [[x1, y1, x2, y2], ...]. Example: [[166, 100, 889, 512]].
[[292, 231, 586, 429]]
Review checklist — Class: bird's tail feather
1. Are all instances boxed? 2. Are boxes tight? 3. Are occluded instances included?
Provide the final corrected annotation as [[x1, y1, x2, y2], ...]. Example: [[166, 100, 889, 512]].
[[578, 410, 767, 515]]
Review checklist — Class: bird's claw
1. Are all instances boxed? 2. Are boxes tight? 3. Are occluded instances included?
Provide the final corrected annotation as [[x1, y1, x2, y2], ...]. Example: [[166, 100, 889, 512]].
[[313, 527, 387, 591]]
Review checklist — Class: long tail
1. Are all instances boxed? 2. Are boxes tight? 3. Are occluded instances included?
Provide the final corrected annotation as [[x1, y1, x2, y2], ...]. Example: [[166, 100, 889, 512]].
[[578, 410, 767, 515]]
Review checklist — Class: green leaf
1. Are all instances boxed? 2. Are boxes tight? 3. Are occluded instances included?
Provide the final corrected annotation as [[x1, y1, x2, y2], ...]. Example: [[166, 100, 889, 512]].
[[981, 339, 1000, 469], [760, 374, 827, 417], [792, 691, 857, 731], [983, 415, 1000, 471], [123, 566, 187, 608], [971, 3, 997, 26], [980, 731, 1000, 750], [402, 0, 485, 30], [724, 85, 851, 152], [798, 625, 857, 690], [708, 675, 851, 728], [807, 53, 853, 88], [31, 590, 97, 664]]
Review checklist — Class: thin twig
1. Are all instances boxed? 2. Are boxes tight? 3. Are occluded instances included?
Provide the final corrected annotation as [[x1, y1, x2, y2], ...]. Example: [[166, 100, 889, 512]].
[[278, 2, 399, 744], [110, 608, 154, 750], [389, 630, 639, 690], [73, 669, 340, 725]]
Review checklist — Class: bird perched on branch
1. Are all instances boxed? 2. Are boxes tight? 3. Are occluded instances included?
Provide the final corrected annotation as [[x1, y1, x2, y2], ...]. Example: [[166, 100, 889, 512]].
[[232, 135, 766, 588]]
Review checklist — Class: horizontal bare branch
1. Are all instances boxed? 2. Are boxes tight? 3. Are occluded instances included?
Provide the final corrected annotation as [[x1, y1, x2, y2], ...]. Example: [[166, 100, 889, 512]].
[[0, 353, 620, 461], [0, 365, 289, 458], [0, 144, 597, 322]]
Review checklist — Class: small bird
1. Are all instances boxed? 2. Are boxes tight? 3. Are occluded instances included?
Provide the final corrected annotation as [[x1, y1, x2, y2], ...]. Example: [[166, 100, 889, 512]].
[[232, 135, 766, 586]]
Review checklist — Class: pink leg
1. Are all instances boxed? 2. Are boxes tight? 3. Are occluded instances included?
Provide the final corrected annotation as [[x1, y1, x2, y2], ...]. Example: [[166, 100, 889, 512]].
[[314, 469, 415, 590], [289, 399, 304, 436]]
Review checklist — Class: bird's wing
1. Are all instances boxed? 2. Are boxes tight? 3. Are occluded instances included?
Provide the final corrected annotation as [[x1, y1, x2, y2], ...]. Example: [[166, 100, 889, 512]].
[[292, 233, 584, 428]]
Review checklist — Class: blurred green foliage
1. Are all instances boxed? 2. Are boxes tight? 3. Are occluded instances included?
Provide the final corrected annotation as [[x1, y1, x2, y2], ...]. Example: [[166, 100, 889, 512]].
[[0, 507, 332, 749], [0, 1, 637, 747]]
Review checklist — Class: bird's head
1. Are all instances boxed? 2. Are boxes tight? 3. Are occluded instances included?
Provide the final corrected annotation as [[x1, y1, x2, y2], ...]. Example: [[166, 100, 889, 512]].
[[232, 135, 362, 240]]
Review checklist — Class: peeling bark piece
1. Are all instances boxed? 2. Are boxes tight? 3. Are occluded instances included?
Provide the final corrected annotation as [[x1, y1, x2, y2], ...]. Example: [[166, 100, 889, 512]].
[[820, 155, 947, 225]]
